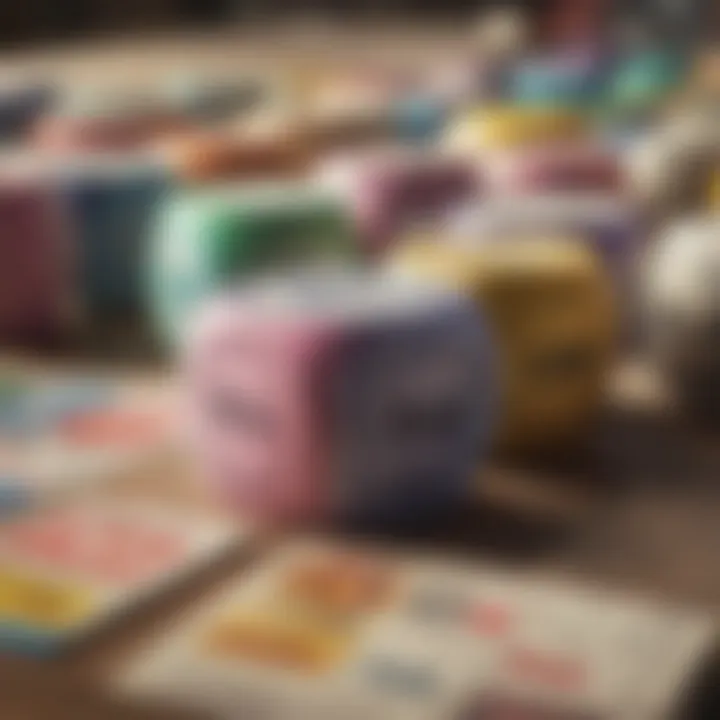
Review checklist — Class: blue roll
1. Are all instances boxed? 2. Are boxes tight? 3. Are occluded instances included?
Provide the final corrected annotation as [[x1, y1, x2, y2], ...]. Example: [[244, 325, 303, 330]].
[[59, 156, 171, 319], [508, 48, 608, 109], [392, 96, 448, 143]]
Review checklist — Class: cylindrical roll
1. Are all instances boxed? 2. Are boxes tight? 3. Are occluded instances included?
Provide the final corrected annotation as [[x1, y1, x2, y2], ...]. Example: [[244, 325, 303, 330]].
[[149, 183, 357, 347], [58, 154, 171, 319], [508, 47, 608, 108], [184, 268, 495, 527], [0, 158, 74, 343], [316, 147, 480, 257], [445, 105, 588, 155], [389, 236, 616, 458], [606, 48, 687, 118]]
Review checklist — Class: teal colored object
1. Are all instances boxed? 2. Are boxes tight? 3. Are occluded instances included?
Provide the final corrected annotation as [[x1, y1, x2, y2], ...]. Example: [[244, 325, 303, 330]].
[[393, 96, 447, 143], [149, 183, 359, 346], [509, 51, 607, 109], [607, 49, 686, 114]]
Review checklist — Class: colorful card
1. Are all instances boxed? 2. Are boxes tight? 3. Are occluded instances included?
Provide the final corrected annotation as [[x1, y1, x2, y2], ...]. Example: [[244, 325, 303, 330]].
[[0, 370, 177, 515], [120, 541, 717, 720], [0, 500, 241, 656]]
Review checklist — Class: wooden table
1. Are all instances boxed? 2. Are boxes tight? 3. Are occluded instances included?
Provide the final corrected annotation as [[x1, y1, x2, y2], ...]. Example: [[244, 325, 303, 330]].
[[1, 27, 720, 718]]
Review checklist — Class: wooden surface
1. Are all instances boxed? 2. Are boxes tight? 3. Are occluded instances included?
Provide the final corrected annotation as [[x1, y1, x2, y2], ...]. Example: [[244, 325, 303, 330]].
[[1, 29, 720, 718]]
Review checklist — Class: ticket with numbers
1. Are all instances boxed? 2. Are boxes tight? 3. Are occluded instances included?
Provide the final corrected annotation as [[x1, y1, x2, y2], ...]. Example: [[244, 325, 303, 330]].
[[0, 369, 178, 514], [0, 500, 242, 656], [120, 540, 718, 720], [120, 542, 460, 720]]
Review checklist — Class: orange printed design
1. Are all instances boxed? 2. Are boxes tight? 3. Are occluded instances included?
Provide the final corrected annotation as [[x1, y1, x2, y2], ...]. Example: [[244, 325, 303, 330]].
[[57, 410, 166, 447], [280, 551, 397, 617], [202, 610, 352, 674]]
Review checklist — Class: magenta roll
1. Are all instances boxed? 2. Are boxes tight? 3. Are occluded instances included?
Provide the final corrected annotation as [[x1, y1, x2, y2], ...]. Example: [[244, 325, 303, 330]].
[[316, 149, 480, 257], [0, 164, 74, 344], [484, 141, 621, 195], [184, 268, 495, 528]]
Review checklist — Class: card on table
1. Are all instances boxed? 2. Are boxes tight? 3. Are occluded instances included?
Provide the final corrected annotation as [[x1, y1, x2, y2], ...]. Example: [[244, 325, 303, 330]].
[[0, 369, 178, 514], [0, 499, 242, 656], [119, 541, 717, 720]]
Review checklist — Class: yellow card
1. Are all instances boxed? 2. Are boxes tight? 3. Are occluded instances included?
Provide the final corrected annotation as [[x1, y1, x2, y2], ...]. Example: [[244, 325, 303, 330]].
[[0, 565, 98, 630]]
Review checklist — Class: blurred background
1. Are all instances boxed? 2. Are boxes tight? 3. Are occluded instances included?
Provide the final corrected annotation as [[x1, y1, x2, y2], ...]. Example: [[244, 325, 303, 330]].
[[0, 0, 717, 44]]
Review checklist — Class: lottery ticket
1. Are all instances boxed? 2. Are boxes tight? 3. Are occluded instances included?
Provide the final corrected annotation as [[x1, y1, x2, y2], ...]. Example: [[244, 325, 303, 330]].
[[0, 370, 177, 514], [120, 540, 718, 720], [0, 499, 242, 656]]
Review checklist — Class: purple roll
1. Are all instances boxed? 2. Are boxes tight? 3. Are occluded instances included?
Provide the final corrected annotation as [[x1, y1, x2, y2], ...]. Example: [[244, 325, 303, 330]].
[[0, 160, 74, 344], [317, 148, 481, 257]]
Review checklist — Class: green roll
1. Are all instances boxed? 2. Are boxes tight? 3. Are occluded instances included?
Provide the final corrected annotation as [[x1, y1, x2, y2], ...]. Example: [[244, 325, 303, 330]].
[[148, 182, 358, 347]]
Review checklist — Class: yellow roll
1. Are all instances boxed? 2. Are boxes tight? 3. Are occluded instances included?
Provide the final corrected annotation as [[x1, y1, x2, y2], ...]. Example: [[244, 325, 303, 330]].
[[445, 106, 587, 154], [389, 236, 616, 457]]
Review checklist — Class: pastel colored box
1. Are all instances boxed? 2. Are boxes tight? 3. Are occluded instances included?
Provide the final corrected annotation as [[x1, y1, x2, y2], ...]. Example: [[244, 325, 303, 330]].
[[149, 183, 356, 346], [0, 501, 237, 656], [316, 148, 480, 256], [390, 237, 615, 457], [484, 142, 621, 195], [445, 106, 587, 154], [0, 161, 74, 343], [59, 154, 171, 319], [184, 269, 495, 526]]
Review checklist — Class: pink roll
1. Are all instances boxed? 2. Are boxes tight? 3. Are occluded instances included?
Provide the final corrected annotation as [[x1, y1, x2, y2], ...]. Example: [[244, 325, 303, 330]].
[[185, 302, 325, 524], [184, 269, 493, 527], [0, 162, 74, 343], [317, 148, 480, 257], [485, 141, 621, 195]]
